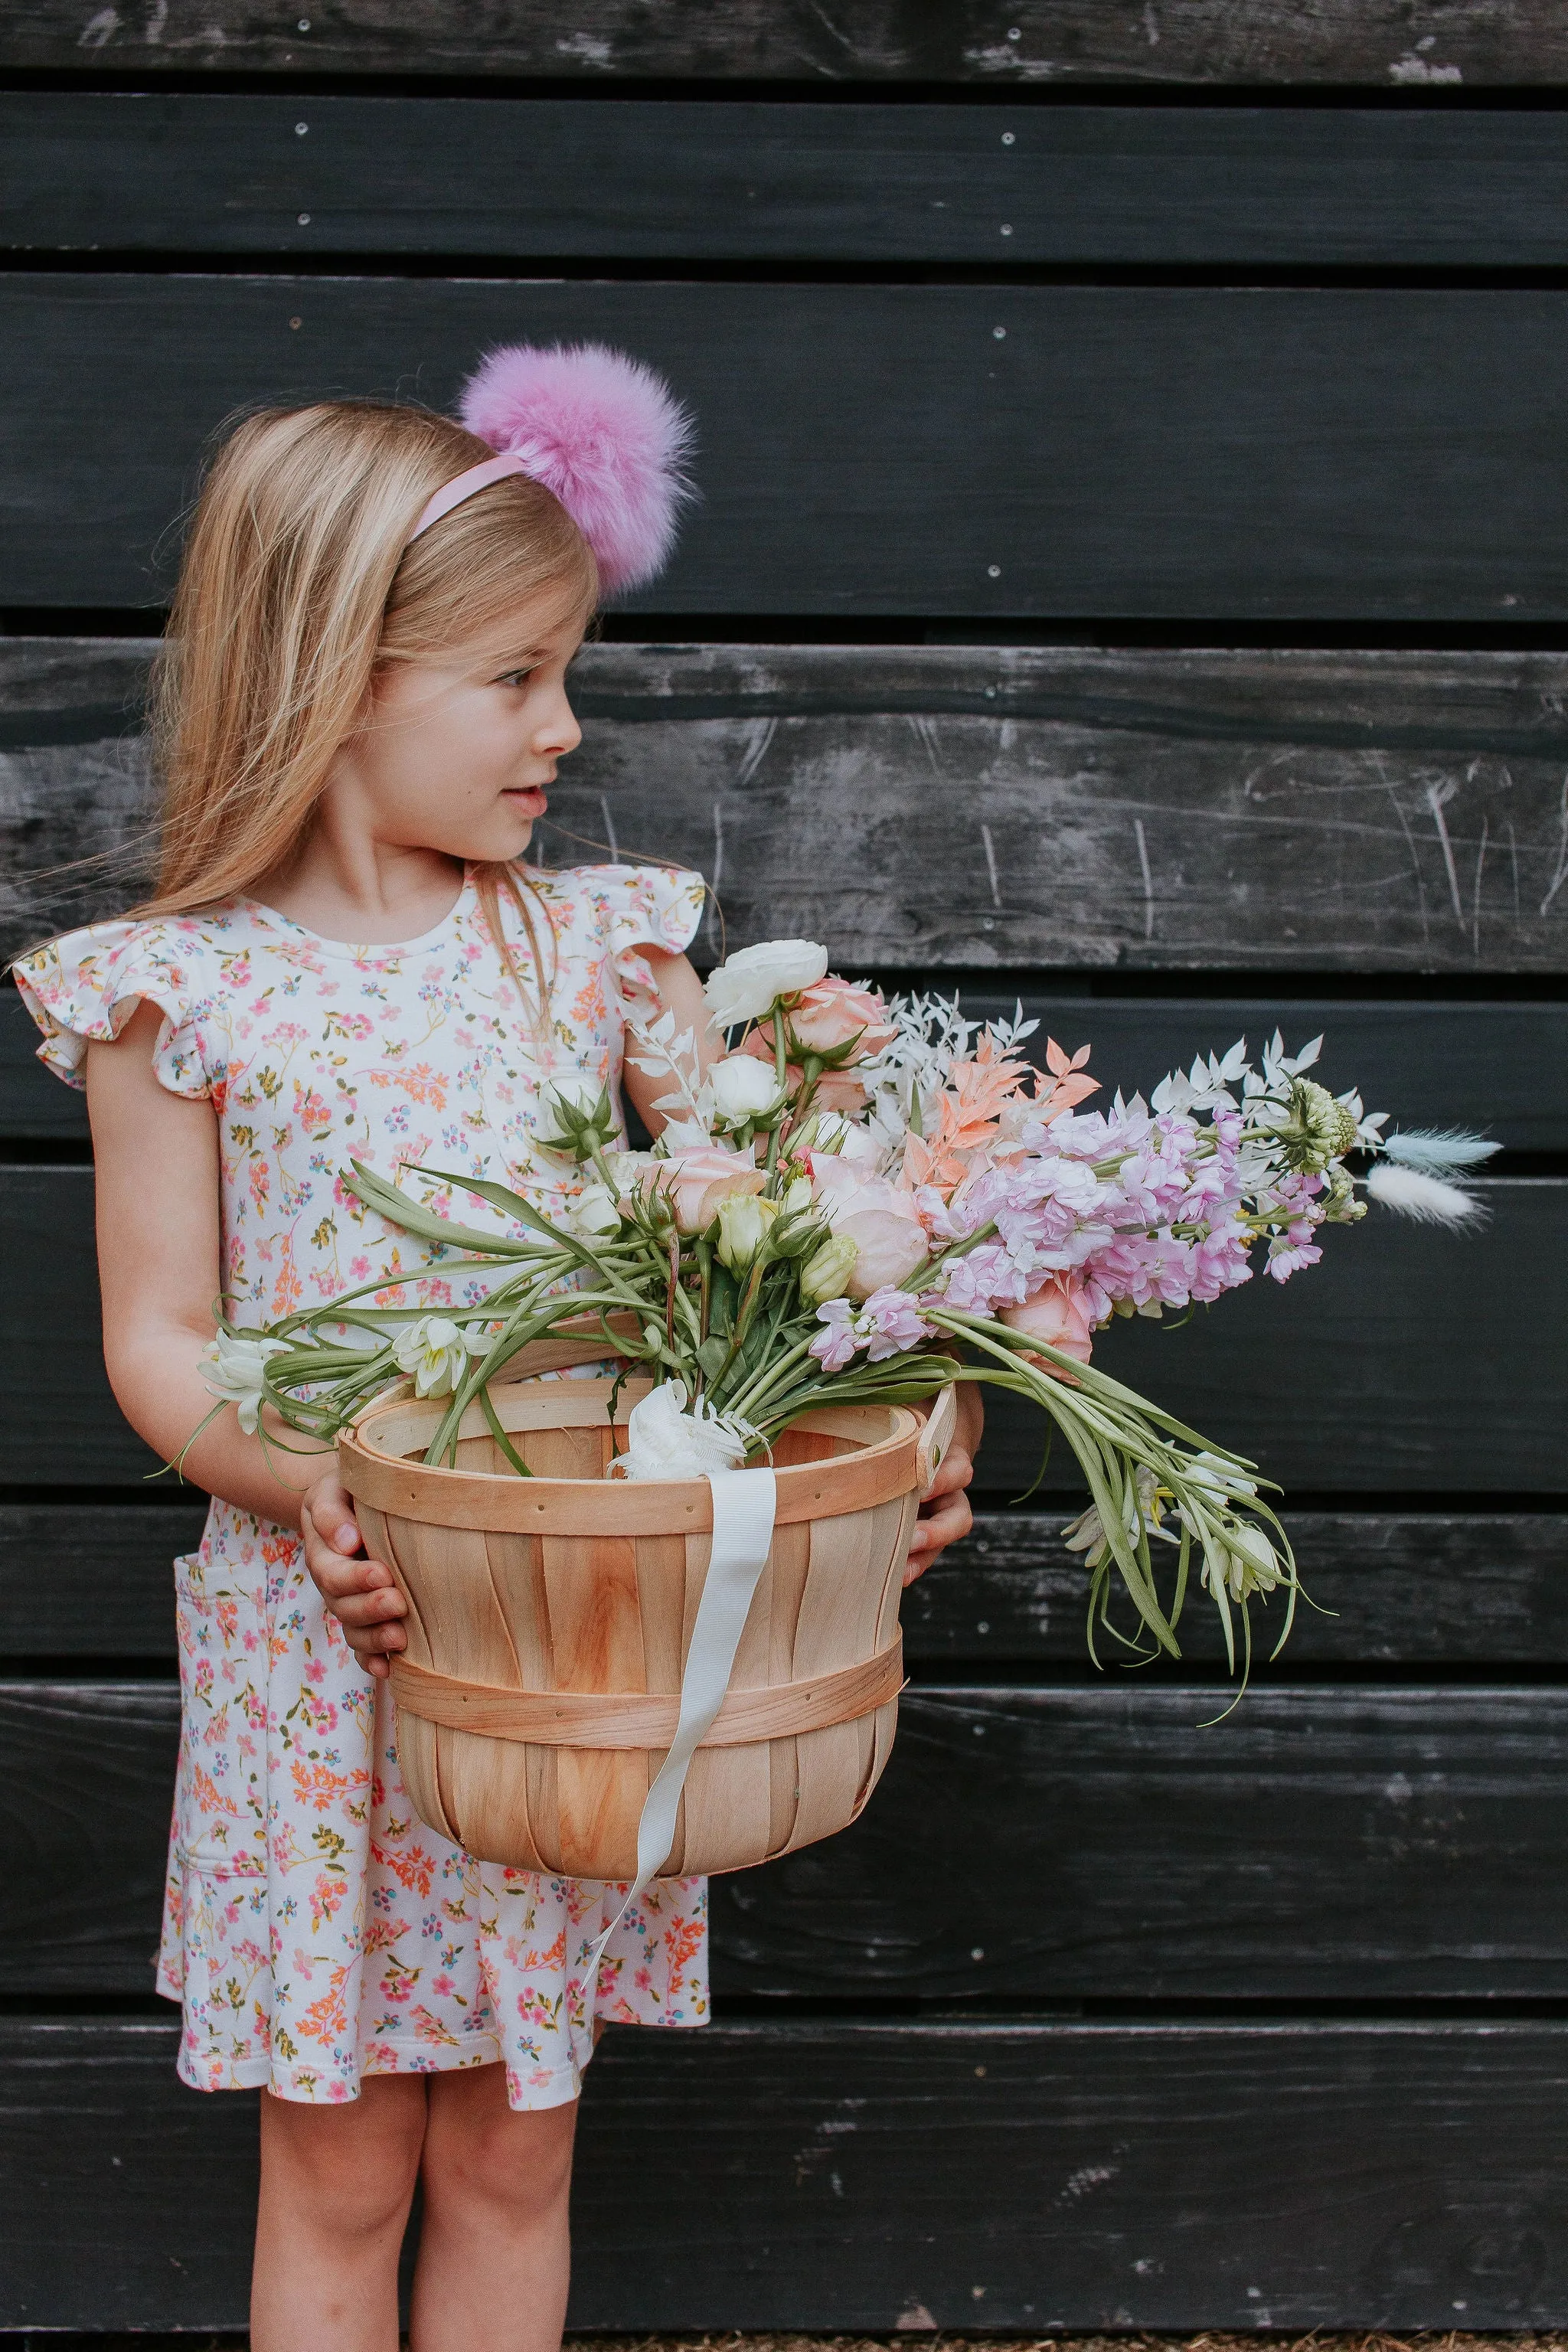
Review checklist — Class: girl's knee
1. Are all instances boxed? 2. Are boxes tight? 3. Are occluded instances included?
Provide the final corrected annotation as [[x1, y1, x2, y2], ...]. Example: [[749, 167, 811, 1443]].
[[423, 2073, 577, 2220], [260, 2078, 425, 2239]]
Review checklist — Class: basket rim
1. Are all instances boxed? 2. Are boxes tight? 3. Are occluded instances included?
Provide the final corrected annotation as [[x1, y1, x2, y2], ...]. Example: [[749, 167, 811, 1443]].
[[339, 1377, 925, 1535]]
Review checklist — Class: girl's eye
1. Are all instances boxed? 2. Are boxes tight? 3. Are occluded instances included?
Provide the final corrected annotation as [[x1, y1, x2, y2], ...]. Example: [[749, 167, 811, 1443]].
[[495, 668, 536, 689]]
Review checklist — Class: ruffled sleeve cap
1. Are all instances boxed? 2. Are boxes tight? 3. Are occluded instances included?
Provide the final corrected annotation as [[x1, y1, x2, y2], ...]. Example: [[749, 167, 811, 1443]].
[[585, 863, 706, 1012], [11, 917, 221, 1099]]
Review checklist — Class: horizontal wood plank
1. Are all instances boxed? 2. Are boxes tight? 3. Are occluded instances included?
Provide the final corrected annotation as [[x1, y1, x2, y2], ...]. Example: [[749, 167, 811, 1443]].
[[1, 2, 1563, 86], [11, 639, 1568, 972], [712, 1684, 1568, 1999], [7, 2014, 1568, 2331], [912, 1508, 1568, 1665], [10, 983, 1567, 1146], [11, 279, 1568, 619], [0, 1684, 176, 1991], [14, 1678, 1568, 1999], [0, 1504, 204, 1655], [1, 1168, 1557, 1491], [5, 1503, 1566, 1667], [15, 96, 1568, 266]]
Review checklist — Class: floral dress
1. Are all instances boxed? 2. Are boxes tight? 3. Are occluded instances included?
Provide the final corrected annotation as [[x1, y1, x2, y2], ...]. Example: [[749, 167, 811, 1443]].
[[15, 862, 711, 2111]]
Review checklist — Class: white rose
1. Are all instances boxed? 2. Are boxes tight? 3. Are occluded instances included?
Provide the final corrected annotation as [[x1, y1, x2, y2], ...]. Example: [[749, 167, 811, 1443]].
[[705, 1054, 786, 1126], [611, 1380, 756, 1480], [703, 939, 830, 1031], [392, 1315, 477, 1399], [200, 1330, 290, 1436], [569, 1184, 623, 1240]]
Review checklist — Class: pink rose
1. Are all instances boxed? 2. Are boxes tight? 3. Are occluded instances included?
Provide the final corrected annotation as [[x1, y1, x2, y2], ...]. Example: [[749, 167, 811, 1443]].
[[787, 977, 896, 1062], [839, 1209, 930, 1299], [1000, 1277, 1096, 1369], [644, 1144, 766, 1235]]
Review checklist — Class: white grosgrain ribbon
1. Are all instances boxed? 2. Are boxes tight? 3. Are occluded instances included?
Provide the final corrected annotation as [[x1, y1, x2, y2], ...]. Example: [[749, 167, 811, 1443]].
[[586, 1463, 778, 1977]]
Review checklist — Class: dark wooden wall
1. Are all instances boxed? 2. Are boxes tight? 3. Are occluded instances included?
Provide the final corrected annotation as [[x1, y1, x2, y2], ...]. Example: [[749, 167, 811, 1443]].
[[3, 4, 1567, 2335]]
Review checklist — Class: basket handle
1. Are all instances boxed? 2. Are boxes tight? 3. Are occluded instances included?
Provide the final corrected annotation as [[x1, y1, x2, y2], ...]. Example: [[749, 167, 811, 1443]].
[[915, 1383, 960, 1496]]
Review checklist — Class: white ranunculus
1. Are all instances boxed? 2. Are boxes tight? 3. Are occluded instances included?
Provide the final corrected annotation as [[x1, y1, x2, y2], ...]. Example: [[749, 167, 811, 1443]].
[[703, 939, 829, 1031], [391, 1315, 477, 1400], [201, 1330, 290, 1436], [705, 1054, 786, 1125], [612, 1380, 756, 1481]]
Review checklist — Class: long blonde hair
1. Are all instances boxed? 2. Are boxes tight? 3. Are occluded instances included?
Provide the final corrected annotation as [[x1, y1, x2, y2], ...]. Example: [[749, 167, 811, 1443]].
[[142, 398, 598, 1024]]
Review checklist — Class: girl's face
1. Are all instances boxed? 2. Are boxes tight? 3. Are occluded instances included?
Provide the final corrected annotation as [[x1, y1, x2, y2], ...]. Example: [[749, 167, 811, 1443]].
[[338, 603, 586, 866]]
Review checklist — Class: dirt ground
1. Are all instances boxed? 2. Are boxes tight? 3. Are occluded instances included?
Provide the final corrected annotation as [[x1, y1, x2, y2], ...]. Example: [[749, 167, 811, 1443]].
[[38, 2318, 1568, 2350]]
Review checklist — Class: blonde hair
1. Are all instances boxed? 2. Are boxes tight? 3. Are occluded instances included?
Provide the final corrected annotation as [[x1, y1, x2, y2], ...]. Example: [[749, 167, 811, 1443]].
[[141, 398, 598, 1024]]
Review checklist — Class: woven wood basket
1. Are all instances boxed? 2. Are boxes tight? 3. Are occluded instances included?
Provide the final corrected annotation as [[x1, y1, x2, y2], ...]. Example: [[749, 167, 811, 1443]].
[[338, 1329, 936, 1880]]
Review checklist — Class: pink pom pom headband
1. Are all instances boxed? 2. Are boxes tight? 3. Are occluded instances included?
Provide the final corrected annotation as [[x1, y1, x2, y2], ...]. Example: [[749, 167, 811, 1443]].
[[407, 341, 694, 595]]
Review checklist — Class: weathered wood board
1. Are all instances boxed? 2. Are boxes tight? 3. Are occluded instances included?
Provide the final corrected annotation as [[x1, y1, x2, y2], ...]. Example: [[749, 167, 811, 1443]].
[[6, 2014, 1568, 2333], [8, 278, 1568, 618], [1, 2, 1563, 87], [5, 1503, 1565, 1667], [4, 1166, 1557, 1490], [0, 1503, 204, 1655], [12, 1678, 1568, 2001], [15, 96, 1568, 266], [11, 640, 1568, 972], [8, 985, 1566, 1148]]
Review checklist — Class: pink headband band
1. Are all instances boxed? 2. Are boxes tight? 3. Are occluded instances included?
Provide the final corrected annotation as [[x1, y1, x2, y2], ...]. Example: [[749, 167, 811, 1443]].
[[407, 452, 531, 543]]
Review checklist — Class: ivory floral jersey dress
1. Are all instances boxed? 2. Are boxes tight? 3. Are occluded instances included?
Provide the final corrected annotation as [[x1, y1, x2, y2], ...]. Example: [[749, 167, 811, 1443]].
[[15, 861, 710, 2111]]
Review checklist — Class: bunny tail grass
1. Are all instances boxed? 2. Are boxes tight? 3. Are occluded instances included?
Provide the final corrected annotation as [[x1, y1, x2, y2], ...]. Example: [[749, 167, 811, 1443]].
[[1383, 1127, 1501, 1174], [1366, 1161, 1487, 1226]]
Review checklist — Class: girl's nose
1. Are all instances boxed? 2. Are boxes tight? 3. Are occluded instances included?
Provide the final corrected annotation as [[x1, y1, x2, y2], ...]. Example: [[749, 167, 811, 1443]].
[[534, 690, 582, 762]]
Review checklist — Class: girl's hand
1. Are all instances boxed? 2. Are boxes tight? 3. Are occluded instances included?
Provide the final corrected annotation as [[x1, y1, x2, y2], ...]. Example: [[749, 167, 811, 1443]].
[[903, 1385, 983, 1585], [903, 1442, 975, 1583], [300, 1472, 407, 1679]]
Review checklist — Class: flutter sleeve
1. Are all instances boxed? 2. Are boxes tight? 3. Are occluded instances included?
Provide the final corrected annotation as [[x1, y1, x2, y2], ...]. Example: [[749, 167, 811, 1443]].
[[11, 919, 219, 1099], [590, 863, 707, 1015]]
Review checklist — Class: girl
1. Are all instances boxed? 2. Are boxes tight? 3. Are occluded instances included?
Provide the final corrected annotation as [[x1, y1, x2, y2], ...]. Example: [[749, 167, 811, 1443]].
[[14, 352, 981, 2352]]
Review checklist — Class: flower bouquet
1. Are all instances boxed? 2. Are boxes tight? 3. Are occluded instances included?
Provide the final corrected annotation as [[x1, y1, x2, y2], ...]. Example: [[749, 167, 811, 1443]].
[[204, 939, 1492, 1887]]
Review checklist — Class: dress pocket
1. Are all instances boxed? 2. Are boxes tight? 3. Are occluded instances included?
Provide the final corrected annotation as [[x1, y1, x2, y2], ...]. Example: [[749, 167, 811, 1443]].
[[172, 1543, 270, 1879]]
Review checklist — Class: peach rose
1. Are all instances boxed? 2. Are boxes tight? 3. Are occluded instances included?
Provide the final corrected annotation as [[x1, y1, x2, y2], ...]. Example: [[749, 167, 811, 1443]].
[[788, 976, 897, 1061], [1000, 1278, 1096, 1369], [643, 1145, 766, 1235]]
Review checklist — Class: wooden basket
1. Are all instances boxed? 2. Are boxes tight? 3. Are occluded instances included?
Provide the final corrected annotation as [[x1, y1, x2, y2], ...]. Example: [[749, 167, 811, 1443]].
[[338, 1332, 933, 1880]]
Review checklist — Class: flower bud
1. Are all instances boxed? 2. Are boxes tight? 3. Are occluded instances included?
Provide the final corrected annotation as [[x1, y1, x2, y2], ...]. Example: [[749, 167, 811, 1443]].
[[714, 1192, 779, 1273], [535, 1073, 618, 1161], [799, 1233, 859, 1305]]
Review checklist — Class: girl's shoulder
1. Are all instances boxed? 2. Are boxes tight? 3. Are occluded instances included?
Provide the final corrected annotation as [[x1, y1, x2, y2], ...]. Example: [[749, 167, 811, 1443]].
[[526, 860, 707, 957], [11, 901, 259, 1096]]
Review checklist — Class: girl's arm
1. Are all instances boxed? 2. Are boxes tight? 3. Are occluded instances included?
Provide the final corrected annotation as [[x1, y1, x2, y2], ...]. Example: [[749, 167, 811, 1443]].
[[618, 948, 716, 1138], [85, 999, 332, 1524]]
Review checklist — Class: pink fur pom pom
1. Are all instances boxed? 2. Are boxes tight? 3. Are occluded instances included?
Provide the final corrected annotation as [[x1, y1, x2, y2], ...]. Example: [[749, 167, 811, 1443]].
[[458, 341, 694, 594]]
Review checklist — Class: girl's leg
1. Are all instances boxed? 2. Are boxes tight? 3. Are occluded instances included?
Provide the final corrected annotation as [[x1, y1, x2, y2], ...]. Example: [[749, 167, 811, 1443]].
[[252, 2074, 427, 2352], [410, 2061, 578, 2352]]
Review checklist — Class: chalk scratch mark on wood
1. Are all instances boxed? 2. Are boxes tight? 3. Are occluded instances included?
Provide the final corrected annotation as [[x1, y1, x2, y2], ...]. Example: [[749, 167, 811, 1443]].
[[706, 799, 724, 958], [1134, 817, 1155, 941], [1540, 773, 1568, 918], [1473, 812, 1489, 961], [980, 823, 1002, 910], [1425, 779, 1465, 926], [1374, 752, 1430, 946], [1507, 811, 1522, 921], [735, 717, 776, 790], [598, 793, 619, 862]]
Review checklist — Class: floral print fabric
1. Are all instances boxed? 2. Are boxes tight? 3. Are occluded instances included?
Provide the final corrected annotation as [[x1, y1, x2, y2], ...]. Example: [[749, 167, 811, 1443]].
[[16, 862, 710, 2109]]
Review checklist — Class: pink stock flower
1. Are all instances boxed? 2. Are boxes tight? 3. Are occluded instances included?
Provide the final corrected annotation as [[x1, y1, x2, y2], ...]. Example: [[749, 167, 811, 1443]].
[[1000, 1277, 1097, 1366], [936, 1241, 1029, 1316], [810, 1286, 933, 1370]]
